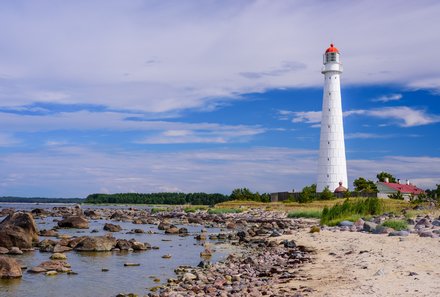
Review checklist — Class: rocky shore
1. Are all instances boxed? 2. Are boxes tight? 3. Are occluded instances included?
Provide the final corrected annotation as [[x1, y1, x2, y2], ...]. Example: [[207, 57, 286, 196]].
[[1, 204, 440, 296]]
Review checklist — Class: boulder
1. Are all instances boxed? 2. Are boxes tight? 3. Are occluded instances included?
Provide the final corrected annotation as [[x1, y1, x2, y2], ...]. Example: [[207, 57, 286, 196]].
[[0, 247, 8, 254], [57, 216, 89, 229], [0, 256, 22, 278], [50, 253, 67, 260], [116, 239, 132, 250], [74, 235, 116, 252], [165, 225, 179, 234], [0, 212, 39, 249], [338, 221, 354, 227], [39, 239, 57, 252], [103, 223, 122, 232], [363, 221, 378, 232], [39, 229, 59, 237], [33, 260, 70, 272], [8, 247, 23, 255]]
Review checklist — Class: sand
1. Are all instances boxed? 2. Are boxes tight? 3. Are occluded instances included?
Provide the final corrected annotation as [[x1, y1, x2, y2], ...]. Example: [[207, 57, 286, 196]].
[[279, 229, 440, 297]]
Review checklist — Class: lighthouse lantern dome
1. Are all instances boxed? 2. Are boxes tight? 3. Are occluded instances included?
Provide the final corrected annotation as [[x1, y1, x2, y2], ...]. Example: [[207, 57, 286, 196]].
[[324, 43, 340, 64]]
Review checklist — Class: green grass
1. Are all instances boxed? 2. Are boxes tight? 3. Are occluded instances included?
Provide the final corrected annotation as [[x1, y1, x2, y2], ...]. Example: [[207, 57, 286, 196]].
[[207, 208, 243, 214], [320, 198, 384, 226], [183, 206, 208, 213], [150, 207, 169, 214], [287, 210, 322, 219], [381, 219, 408, 231]]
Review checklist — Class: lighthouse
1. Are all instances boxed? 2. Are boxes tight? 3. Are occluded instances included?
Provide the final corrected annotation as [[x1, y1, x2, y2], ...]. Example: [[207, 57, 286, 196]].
[[317, 44, 348, 192]]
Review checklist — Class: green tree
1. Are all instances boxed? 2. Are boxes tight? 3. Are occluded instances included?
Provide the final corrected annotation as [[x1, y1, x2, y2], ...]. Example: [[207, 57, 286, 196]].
[[388, 191, 403, 200], [319, 186, 334, 200], [298, 184, 317, 203], [353, 177, 378, 192], [377, 172, 396, 183]]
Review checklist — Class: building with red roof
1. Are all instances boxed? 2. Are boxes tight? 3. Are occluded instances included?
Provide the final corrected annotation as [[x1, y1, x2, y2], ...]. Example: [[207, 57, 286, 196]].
[[376, 179, 425, 200]]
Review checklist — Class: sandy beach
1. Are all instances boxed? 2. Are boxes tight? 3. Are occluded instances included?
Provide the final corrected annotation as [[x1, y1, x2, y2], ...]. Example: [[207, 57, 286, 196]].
[[281, 229, 440, 297]]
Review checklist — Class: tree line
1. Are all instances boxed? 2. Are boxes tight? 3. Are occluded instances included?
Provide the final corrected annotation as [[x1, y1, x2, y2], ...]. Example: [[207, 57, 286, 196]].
[[84, 192, 232, 205]]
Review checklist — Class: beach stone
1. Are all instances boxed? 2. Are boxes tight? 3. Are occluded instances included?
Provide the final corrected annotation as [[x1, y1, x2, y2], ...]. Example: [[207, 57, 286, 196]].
[[35, 260, 70, 272], [178, 227, 188, 234], [45, 270, 57, 276], [74, 235, 116, 251], [338, 221, 354, 227], [431, 220, 440, 226], [39, 239, 57, 252], [57, 216, 89, 229], [158, 221, 171, 230], [183, 272, 197, 282], [0, 212, 39, 249], [165, 225, 179, 234], [282, 239, 297, 249], [28, 266, 47, 273], [0, 247, 8, 254], [8, 247, 23, 255], [103, 223, 122, 232], [53, 244, 72, 253], [50, 253, 67, 260], [116, 239, 132, 250], [373, 225, 393, 234], [363, 221, 378, 232], [270, 230, 282, 237], [39, 229, 59, 237], [0, 256, 22, 278], [419, 231, 435, 238], [415, 218, 432, 228], [389, 230, 410, 237], [130, 241, 147, 251]]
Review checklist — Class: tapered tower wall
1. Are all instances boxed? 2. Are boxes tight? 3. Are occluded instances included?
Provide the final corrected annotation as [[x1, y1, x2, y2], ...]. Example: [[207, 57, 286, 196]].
[[317, 44, 348, 192]]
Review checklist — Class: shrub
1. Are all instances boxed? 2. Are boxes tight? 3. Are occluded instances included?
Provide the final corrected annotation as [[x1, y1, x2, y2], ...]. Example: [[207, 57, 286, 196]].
[[150, 207, 168, 214], [310, 225, 320, 233], [319, 187, 334, 200], [381, 220, 408, 231], [183, 206, 208, 213], [388, 191, 404, 200], [320, 198, 384, 226], [287, 210, 322, 219]]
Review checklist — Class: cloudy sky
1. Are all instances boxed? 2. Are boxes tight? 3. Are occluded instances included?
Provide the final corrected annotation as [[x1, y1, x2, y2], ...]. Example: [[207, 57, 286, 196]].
[[1, 0, 440, 197]]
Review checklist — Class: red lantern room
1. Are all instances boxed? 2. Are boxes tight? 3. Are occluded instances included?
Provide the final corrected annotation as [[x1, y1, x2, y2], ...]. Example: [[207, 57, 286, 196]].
[[324, 43, 340, 64]]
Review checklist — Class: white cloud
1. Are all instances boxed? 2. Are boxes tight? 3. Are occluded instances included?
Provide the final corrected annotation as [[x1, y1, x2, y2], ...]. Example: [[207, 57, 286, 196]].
[[345, 133, 389, 139], [0, 110, 265, 144], [0, 1, 440, 112], [0, 146, 438, 196], [283, 106, 440, 127], [372, 94, 402, 102]]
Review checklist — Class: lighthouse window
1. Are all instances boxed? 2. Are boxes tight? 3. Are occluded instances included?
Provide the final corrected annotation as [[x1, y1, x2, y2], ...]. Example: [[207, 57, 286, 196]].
[[329, 108, 331, 111], [328, 125, 330, 128], [327, 174, 329, 178], [329, 92, 331, 96], [328, 141, 330, 144]]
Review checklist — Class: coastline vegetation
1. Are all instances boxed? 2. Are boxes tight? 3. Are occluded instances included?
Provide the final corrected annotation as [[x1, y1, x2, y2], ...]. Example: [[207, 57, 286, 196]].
[[287, 210, 322, 219], [320, 198, 384, 226], [381, 219, 408, 231]]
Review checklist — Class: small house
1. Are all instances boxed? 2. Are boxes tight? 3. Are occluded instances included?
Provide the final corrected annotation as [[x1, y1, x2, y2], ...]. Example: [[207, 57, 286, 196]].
[[376, 178, 424, 200]]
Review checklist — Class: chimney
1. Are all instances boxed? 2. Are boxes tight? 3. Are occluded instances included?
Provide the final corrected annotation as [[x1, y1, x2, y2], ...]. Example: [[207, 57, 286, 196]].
[[397, 179, 400, 184], [406, 180, 410, 185], [384, 177, 389, 183]]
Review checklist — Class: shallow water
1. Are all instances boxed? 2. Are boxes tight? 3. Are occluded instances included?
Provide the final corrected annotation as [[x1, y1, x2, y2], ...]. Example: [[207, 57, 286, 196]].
[[0, 203, 232, 297]]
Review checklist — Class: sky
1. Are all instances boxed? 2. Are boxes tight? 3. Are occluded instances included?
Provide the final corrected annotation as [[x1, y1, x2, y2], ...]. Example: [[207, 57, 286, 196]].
[[0, 0, 440, 197]]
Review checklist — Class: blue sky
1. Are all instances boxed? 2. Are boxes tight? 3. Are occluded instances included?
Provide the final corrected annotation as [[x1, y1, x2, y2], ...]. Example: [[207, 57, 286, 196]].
[[0, 0, 440, 197]]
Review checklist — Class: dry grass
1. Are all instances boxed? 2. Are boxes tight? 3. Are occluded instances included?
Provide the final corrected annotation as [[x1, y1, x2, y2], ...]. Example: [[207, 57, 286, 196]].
[[216, 198, 412, 214]]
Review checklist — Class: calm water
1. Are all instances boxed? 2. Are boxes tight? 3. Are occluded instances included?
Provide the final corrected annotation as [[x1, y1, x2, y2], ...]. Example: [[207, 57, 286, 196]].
[[0, 203, 233, 297]]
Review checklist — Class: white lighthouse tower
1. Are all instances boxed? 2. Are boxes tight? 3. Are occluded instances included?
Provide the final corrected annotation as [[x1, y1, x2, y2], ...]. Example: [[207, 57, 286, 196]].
[[317, 44, 348, 192]]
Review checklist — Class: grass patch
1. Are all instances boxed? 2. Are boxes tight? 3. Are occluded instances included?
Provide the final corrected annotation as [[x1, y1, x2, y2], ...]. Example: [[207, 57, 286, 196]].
[[150, 207, 169, 214], [320, 198, 384, 226], [207, 208, 243, 214], [381, 219, 408, 231], [287, 210, 322, 219], [183, 206, 208, 213]]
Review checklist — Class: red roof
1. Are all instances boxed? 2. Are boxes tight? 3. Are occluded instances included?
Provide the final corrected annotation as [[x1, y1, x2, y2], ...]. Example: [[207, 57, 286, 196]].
[[379, 182, 425, 195], [325, 43, 339, 53]]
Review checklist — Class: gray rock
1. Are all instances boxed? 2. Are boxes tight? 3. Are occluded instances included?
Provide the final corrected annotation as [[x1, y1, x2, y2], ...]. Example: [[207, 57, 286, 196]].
[[389, 230, 409, 237], [58, 216, 89, 229], [373, 225, 393, 234], [363, 221, 378, 232], [338, 221, 354, 227], [431, 220, 440, 227]]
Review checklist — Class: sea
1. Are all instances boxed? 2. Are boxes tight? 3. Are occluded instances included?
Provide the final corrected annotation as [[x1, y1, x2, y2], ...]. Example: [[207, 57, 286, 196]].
[[0, 203, 232, 297]]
